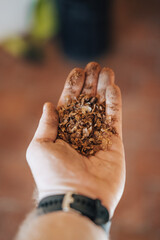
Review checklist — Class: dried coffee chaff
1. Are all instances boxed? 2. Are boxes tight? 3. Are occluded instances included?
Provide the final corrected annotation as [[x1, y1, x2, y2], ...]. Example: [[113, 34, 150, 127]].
[[57, 94, 116, 156]]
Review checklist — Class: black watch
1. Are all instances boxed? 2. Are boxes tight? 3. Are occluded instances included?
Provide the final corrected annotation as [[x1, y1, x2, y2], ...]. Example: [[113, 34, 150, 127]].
[[37, 192, 110, 232]]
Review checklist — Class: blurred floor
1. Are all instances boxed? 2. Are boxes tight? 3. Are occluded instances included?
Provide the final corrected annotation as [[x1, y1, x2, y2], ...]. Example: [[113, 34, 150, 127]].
[[0, 0, 160, 240]]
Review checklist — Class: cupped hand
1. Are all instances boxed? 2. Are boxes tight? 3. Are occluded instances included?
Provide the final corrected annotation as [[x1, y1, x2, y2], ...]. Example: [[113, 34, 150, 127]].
[[26, 62, 125, 218]]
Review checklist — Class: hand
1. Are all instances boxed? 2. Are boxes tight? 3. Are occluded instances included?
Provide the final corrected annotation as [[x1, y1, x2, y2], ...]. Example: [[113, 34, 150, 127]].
[[26, 62, 125, 218]]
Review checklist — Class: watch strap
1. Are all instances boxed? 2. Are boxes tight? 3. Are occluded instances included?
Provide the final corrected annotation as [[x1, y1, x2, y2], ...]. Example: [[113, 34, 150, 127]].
[[38, 192, 109, 227]]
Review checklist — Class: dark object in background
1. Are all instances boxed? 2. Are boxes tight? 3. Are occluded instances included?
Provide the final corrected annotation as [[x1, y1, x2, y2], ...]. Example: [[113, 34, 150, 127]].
[[55, 0, 112, 61]]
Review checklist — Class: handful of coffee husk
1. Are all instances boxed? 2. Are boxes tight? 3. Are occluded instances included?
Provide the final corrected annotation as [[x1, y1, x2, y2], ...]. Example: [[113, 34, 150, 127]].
[[57, 94, 117, 156]]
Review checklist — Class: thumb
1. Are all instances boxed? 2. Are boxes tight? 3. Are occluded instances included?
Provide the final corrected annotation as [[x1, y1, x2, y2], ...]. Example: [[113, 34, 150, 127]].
[[33, 102, 59, 142]]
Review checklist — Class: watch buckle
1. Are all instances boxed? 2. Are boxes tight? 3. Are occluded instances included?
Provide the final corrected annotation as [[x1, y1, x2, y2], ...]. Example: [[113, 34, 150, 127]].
[[62, 192, 81, 214]]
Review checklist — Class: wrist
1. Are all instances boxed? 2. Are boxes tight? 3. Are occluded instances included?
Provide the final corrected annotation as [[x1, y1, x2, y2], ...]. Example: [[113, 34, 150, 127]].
[[36, 211, 109, 240], [38, 188, 97, 203]]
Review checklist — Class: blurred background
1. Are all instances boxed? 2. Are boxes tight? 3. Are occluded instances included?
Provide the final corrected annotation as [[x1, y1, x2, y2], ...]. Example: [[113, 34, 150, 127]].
[[0, 0, 160, 239]]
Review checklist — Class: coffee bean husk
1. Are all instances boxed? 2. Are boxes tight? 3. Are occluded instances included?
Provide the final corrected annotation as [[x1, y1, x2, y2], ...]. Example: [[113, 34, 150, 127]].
[[57, 94, 117, 156]]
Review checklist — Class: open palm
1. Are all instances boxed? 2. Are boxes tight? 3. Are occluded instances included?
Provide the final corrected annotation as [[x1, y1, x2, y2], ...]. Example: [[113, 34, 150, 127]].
[[27, 62, 125, 218]]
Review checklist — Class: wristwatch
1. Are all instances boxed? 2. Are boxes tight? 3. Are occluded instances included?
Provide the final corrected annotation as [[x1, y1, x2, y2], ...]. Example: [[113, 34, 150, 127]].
[[37, 192, 110, 232]]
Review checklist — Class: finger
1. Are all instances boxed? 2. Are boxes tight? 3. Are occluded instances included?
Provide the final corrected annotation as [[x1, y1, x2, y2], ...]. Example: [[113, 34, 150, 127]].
[[97, 67, 115, 103], [33, 102, 59, 142], [82, 62, 101, 96], [106, 84, 122, 139], [58, 68, 85, 107]]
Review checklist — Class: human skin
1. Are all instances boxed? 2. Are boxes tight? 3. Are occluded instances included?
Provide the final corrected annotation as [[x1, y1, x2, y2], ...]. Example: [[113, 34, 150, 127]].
[[23, 62, 125, 240]]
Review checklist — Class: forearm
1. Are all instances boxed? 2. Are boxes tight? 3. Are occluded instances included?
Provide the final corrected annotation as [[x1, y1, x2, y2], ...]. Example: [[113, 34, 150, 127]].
[[15, 210, 109, 240]]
